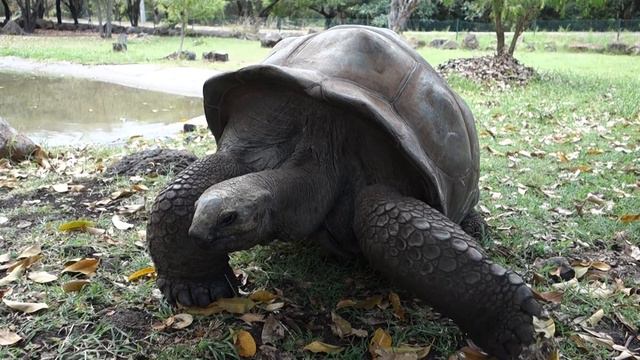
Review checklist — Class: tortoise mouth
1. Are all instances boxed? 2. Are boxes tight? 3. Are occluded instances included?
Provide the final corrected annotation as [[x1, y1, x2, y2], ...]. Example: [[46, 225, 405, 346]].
[[157, 273, 237, 307]]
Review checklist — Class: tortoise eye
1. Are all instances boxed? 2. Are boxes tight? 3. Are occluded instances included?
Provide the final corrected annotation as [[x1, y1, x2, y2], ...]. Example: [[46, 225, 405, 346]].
[[218, 211, 238, 227]]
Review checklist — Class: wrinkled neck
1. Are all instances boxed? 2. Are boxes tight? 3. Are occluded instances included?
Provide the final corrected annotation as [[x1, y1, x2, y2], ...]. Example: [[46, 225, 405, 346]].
[[254, 160, 340, 241]]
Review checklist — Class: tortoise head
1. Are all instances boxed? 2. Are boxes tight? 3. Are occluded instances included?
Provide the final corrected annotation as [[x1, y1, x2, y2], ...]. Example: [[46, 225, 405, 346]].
[[189, 176, 276, 252]]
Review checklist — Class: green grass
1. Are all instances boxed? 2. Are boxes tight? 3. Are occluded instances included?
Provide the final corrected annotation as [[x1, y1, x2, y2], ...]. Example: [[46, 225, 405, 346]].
[[0, 34, 270, 70], [1, 34, 640, 359], [406, 30, 640, 52]]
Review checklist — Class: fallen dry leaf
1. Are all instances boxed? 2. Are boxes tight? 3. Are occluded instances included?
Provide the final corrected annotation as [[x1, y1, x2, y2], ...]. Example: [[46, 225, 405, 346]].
[[239, 313, 265, 325], [620, 214, 640, 223], [249, 289, 277, 303], [216, 297, 255, 314], [62, 279, 91, 293], [58, 219, 94, 232], [370, 328, 393, 357], [52, 183, 69, 193], [375, 344, 431, 360], [263, 302, 284, 312], [112, 215, 134, 230], [533, 316, 556, 338], [533, 289, 564, 304], [586, 309, 605, 327], [261, 314, 285, 345], [2, 298, 49, 313], [389, 292, 405, 321], [18, 244, 41, 259], [185, 297, 255, 315], [235, 329, 257, 357], [62, 258, 99, 276], [0, 329, 21, 346], [331, 311, 352, 338], [118, 204, 145, 215], [127, 266, 156, 282], [337, 295, 382, 310], [0, 264, 25, 286], [171, 313, 193, 330], [28, 271, 58, 284], [453, 346, 489, 360], [303, 340, 344, 354]]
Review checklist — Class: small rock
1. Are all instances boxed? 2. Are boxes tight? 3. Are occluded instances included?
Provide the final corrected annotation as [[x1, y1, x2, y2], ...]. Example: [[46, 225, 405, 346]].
[[429, 38, 448, 48], [406, 37, 426, 49], [260, 32, 282, 48], [165, 51, 196, 61], [112, 43, 127, 52], [0, 118, 38, 162], [202, 51, 229, 62], [537, 256, 575, 282], [461, 33, 479, 50], [607, 42, 628, 54], [183, 124, 197, 133], [568, 43, 605, 53], [1, 20, 25, 35], [35, 19, 55, 30], [543, 42, 557, 52], [441, 40, 458, 50]]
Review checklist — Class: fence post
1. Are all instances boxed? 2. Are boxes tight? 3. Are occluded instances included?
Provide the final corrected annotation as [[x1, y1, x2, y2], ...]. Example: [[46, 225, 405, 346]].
[[455, 18, 459, 40]]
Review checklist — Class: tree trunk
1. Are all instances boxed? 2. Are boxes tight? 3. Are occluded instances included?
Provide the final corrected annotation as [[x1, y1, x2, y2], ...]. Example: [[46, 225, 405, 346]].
[[153, 5, 159, 26], [25, 0, 32, 29], [2, 0, 11, 27], [96, 0, 103, 37], [257, 0, 279, 22], [36, 0, 44, 19], [127, 0, 140, 27], [65, 1, 80, 25], [324, 15, 332, 29], [507, 21, 525, 56], [55, 0, 62, 24], [388, 0, 420, 33], [309, 5, 337, 29], [105, 0, 112, 38], [179, 15, 186, 53], [492, 0, 505, 55]]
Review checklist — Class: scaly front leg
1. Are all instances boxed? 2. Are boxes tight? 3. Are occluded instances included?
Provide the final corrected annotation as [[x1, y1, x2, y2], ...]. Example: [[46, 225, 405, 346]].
[[148, 151, 248, 307], [354, 186, 541, 360]]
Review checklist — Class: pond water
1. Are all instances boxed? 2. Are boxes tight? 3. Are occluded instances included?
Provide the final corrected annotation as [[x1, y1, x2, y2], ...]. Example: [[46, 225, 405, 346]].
[[0, 72, 203, 146]]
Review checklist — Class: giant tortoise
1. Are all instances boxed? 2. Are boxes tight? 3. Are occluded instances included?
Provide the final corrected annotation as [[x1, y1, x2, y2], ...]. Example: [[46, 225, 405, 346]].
[[147, 25, 542, 359]]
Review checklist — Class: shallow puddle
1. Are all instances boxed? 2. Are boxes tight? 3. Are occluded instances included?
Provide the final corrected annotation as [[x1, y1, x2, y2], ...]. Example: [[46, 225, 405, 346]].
[[0, 71, 203, 146]]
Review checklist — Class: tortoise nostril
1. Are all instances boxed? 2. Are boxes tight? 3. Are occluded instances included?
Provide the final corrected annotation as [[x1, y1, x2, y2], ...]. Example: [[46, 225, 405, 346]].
[[218, 211, 238, 227]]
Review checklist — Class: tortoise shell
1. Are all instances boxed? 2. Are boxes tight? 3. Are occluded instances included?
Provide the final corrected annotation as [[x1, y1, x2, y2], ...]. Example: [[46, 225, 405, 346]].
[[203, 25, 479, 223]]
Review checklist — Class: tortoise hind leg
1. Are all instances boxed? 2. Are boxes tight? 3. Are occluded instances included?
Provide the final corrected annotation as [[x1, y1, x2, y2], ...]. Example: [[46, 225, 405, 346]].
[[460, 209, 488, 241], [353, 186, 540, 360]]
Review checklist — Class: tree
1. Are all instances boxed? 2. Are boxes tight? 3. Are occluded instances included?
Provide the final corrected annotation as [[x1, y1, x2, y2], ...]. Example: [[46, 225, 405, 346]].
[[127, 0, 141, 26], [94, 0, 113, 37], [460, 0, 606, 56], [16, 0, 44, 32], [159, 0, 226, 53], [388, 0, 421, 32], [2, 0, 11, 27], [64, 0, 84, 25], [56, 0, 62, 24]]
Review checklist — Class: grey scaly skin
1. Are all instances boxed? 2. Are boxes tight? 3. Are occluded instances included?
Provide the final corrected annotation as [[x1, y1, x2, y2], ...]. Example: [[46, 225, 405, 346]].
[[354, 186, 541, 359], [145, 88, 542, 359]]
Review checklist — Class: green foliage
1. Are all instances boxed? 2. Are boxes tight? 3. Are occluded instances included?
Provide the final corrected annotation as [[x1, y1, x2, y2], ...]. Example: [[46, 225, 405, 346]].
[[158, 0, 225, 24]]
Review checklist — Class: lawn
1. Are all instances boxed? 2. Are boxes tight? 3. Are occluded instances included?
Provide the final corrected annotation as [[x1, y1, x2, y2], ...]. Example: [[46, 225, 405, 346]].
[[0, 32, 639, 359]]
